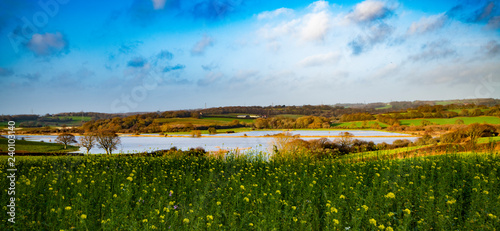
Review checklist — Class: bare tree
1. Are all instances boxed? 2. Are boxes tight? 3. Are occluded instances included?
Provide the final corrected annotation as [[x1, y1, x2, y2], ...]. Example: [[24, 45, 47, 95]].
[[55, 133, 77, 149], [96, 130, 121, 154], [79, 133, 96, 154]]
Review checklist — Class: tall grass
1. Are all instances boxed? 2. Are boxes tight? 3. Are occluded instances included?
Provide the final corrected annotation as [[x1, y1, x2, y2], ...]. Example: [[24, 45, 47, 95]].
[[1, 152, 499, 230]]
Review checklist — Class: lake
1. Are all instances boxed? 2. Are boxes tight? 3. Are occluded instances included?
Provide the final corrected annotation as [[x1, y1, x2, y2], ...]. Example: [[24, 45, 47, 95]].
[[19, 130, 417, 154]]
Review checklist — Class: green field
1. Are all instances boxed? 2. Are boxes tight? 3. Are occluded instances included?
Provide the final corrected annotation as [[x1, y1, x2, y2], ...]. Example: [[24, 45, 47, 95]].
[[155, 117, 254, 126], [332, 120, 389, 128], [2, 153, 499, 230], [399, 116, 500, 126], [0, 137, 79, 153], [276, 114, 304, 119], [375, 104, 392, 110]]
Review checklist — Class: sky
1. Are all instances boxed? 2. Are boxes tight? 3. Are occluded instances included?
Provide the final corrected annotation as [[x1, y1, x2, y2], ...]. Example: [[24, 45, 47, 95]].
[[1, 0, 500, 115]]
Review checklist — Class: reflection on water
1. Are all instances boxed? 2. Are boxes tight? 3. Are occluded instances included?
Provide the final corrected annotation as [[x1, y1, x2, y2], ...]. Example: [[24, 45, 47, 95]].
[[18, 130, 417, 154]]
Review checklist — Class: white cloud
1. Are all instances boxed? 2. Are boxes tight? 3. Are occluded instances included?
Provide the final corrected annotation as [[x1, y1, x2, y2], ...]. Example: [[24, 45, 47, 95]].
[[191, 34, 214, 56], [151, 0, 166, 10], [26, 32, 68, 56], [300, 11, 331, 42], [308, 0, 330, 12], [258, 1, 332, 43], [257, 7, 293, 20], [407, 13, 447, 35], [298, 52, 341, 67], [346, 0, 395, 23]]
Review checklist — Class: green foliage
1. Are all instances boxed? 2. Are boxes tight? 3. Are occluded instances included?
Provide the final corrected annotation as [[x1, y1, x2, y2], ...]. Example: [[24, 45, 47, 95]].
[[2, 154, 499, 230], [0, 137, 79, 153]]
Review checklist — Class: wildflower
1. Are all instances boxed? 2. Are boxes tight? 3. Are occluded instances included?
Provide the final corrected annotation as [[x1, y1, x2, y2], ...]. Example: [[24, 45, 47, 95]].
[[293, 217, 298, 222], [378, 224, 385, 229], [403, 209, 411, 215], [386, 227, 394, 231], [65, 206, 71, 211], [331, 207, 338, 213], [340, 195, 346, 199], [249, 223, 254, 226], [387, 212, 394, 217], [113, 194, 117, 198], [333, 219, 339, 225], [240, 185, 245, 190], [183, 218, 189, 224], [81, 214, 87, 219], [142, 219, 148, 223], [483, 191, 489, 195], [207, 215, 213, 220], [369, 218, 377, 226], [217, 201, 221, 206], [292, 206, 296, 210], [126, 177, 133, 182], [362, 205, 369, 212], [385, 192, 395, 199], [276, 190, 281, 194], [488, 213, 497, 219], [446, 199, 456, 205], [244, 197, 250, 202]]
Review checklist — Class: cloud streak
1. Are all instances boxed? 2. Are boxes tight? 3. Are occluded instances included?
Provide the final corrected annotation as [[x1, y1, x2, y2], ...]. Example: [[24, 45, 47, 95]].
[[191, 34, 214, 55], [26, 32, 69, 56]]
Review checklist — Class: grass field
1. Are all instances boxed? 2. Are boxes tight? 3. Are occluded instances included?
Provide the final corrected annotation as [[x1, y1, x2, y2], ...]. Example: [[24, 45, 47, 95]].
[[0, 137, 79, 153], [375, 104, 392, 110], [399, 116, 500, 126], [2, 153, 499, 230], [332, 120, 389, 128], [155, 117, 254, 126]]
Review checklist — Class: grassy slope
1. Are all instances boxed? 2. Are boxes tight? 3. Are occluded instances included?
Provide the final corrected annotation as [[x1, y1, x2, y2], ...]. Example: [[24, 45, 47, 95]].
[[399, 116, 500, 126], [332, 120, 389, 128], [0, 137, 79, 153]]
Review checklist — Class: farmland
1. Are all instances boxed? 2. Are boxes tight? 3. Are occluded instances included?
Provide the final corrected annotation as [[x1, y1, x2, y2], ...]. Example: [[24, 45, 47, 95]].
[[2, 153, 499, 230], [0, 137, 79, 153], [399, 116, 500, 126]]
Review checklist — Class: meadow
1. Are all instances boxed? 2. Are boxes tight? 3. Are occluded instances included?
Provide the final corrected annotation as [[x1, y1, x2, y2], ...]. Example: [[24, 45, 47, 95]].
[[1, 153, 499, 230], [0, 137, 79, 153], [399, 116, 500, 126]]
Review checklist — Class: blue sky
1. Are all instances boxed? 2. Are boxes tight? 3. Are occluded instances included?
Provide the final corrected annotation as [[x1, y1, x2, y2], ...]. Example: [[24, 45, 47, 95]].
[[1, 0, 499, 114]]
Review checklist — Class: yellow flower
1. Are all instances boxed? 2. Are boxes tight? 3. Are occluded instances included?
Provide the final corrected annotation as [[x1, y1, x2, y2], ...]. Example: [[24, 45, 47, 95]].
[[488, 213, 497, 219], [446, 199, 456, 205], [276, 190, 281, 194], [332, 219, 339, 225], [403, 209, 411, 215], [385, 192, 395, 199], [386, 227, 394, 231], [217, 201, 221, 205], [113, 194, 117, 198], [249, 223, 253, 226], [339, 195, 346, 199], [81, 214, 87, 219], [387, 212, 394, 217], [292, 206, 296, 210], [378, 224, 385, 229], [240, 185, 245, 190], [331, 207, 338, 213], [183, 218, 190, 224], [126, 177, 133, 182], [65, 206, 71, 211], [483, 191, 489, 195], [293, 217, 298, 222], [362, 205, 369, 212], [369, 218, 377, 226], [244, 197, 250, 202], [142, 219, 148, 223], [207, 215, 213, 220]]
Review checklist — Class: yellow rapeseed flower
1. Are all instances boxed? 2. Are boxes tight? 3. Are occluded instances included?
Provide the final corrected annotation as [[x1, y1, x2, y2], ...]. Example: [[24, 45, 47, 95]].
[[126, 177, 133, 182], [403, 209, 411, 215], [369, 218, 377, 226], [65, 206, 71, 211], [333, 219, 339, 225], [386, 227, 394, 231], [183, 218, 189, 224], [362, 205, 369, 211], [81, 214, 87, 219], [385, 192, 395, 199], [207, 215, 213, 220]]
